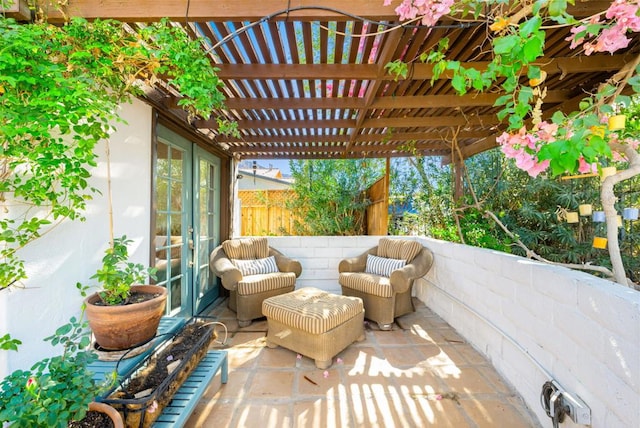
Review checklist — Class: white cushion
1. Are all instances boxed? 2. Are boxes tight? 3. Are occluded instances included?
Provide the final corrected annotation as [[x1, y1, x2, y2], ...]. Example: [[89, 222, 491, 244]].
[[232, 256, 279, 276], [364, 254, 406, 277]]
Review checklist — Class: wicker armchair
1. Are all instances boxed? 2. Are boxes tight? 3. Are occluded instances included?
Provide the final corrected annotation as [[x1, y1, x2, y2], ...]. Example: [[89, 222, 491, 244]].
[[210, 237, 301, 327], [338, 238, 434, 330]]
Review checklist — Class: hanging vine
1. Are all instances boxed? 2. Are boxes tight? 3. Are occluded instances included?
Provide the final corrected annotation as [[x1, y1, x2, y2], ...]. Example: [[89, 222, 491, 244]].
[[0, 15, 228, 289]]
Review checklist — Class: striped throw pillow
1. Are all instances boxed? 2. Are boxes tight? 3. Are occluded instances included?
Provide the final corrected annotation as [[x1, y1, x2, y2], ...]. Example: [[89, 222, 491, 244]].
[[364, 254, 406, 277], [232, 256, 279, 276]]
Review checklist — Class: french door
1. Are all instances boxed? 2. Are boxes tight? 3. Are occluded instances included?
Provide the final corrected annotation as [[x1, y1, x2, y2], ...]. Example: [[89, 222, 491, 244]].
[[153, 124, 221, 317]]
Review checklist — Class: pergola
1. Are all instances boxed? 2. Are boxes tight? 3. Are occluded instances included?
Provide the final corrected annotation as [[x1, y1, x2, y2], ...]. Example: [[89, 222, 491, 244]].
[[30, 0, 640, 164]]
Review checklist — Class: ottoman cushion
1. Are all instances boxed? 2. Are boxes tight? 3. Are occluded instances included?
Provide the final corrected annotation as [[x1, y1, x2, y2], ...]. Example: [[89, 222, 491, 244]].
[[236, 272, 296, 296], [263, 287, 365, 369], [339, 273, 393, 298], [263, 287, 363, 335]]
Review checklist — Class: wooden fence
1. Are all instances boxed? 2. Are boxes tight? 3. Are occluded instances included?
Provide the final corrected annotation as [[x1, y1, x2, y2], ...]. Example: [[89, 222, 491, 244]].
[[238, 190, 297, 236], [365, 174, 389, 235], [239, 171, 389, 236]]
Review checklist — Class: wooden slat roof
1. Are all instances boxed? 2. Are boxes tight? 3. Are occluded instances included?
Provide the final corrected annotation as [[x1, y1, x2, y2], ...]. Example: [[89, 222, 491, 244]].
[[50, 0, 640, 163]]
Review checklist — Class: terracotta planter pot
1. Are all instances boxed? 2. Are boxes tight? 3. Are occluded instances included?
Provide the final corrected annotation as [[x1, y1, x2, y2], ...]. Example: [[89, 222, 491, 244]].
[[88, 402, 124, 428], [85, 285, 168, 351]]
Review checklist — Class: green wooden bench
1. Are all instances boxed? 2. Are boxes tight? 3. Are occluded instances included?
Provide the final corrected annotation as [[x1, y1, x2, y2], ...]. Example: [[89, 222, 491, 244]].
[[152, 350, 228, 427], [89, 317, 228, 428]]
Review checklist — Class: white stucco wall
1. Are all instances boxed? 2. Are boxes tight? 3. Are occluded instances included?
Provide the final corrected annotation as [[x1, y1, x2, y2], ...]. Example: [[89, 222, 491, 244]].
[[266, 236, 640, 428], [0, 99, 153, 379]]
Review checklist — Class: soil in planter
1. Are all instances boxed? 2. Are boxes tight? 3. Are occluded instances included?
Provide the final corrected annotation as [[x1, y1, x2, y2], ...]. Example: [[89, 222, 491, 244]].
[[91, 291, 163, 307], [105, 320, 217, 428], [68, 410, 115, 428]]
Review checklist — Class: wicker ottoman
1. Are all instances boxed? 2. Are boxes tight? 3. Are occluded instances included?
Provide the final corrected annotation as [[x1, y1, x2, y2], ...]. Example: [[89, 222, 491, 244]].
[[262, 287, 365, 369]]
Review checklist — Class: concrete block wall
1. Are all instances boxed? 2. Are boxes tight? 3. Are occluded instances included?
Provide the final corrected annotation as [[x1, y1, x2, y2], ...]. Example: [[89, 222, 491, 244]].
[[412, 237, 640, 428], [267, 236, 383, 294], [266, 236, 639, 428]]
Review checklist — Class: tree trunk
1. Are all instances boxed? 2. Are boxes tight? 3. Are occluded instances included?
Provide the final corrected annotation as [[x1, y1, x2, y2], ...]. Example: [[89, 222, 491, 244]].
[[602, 142, 640, 287]]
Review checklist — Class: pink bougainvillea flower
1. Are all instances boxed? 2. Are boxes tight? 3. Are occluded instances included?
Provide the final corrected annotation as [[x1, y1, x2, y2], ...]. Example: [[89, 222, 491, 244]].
[[566, 0, 640, 54], [297, 354, 302, 360], [578, 157, 597, 174], [526, 160, 551, 178], [323, 370, 329, 378], [536, 122, 558, 142], [499, 143, 524, 159], [498, 127, 551, 177], [595, 25, 631, 53], [389, 0, 454, 26], [566, 24, 587, 48], [336, 357, 343, 364], [583, 42, 596, 55], [606, 0, 640, 30]]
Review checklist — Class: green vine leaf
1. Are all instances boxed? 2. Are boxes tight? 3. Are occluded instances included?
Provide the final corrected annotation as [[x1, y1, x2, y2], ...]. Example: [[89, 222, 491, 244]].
[[0, 16, 229, 288]]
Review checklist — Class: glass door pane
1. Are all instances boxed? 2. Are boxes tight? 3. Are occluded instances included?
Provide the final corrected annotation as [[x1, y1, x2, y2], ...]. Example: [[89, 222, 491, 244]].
[[153, 126, 191, 316], [153, 124, 222, 317], [193, 147, 221, 313]]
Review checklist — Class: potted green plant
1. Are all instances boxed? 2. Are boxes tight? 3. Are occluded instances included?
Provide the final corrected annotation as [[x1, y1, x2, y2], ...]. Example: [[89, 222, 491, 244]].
[[0, 316, 123, 427], [82, 236, 167, 351]]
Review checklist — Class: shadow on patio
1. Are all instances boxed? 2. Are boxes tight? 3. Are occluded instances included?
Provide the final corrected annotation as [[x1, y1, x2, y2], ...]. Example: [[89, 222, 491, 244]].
[[185, 298, 539, 428]]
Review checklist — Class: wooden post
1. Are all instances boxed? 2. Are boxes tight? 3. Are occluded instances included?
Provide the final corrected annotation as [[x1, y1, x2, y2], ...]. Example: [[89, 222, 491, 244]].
[[384, 157, 390, 235]]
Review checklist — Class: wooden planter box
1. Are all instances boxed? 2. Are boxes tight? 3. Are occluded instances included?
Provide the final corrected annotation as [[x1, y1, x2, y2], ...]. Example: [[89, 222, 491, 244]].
[[100, 319, 216, 428]]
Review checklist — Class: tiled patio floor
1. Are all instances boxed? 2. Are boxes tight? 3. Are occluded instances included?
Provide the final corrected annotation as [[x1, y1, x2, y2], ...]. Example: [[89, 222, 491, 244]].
[[185, 298, 541, 428]]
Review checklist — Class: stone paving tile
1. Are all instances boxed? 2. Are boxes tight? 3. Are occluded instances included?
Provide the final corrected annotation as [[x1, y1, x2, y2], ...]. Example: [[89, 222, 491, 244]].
[[246, 370, 296, 399], [185, 298, 541, 428], [293, 397, 353, 428]]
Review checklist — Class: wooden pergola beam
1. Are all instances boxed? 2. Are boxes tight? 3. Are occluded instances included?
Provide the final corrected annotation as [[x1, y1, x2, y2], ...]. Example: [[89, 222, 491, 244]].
[[216, 55, 632, 80], [222, 90, 570, 110], [224, 97, 365, 110], [46, 0, 613, 23], [194, 114, 499, 130], [229, 141, 451, 154], [235, 149, 452, 160], [45, 0, 399, 23], [218, 130, 493, 143], [362, 115, 498, 128]]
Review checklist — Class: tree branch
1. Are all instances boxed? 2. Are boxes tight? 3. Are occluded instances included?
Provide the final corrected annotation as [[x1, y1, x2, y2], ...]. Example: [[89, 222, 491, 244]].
[[483, 210, 617, 278]]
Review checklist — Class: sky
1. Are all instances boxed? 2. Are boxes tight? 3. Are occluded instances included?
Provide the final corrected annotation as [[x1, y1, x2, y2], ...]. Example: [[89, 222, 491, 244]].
[[245, 158, 292, 176]]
